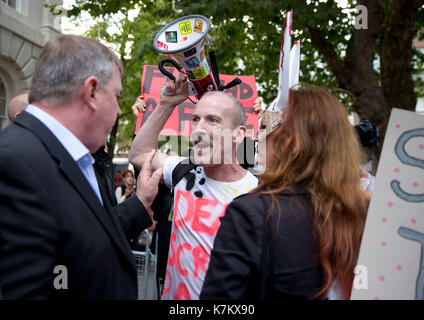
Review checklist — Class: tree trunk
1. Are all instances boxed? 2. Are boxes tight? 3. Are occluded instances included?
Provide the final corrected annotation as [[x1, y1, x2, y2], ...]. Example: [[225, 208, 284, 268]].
[[343, 0, 386, 127], [308, 0, 386, 129], [380, 0, 420, 118], [308, 0, 386, 173], [307, 0, 422, 173]]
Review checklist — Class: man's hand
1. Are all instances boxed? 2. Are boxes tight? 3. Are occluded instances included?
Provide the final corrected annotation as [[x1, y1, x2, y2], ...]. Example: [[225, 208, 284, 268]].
[[131, 95, 146, 117], [124, 184, 135, 197], [253, 97, 263, 113], [159, 73, 189, 108], [136, 149, 163, 209]]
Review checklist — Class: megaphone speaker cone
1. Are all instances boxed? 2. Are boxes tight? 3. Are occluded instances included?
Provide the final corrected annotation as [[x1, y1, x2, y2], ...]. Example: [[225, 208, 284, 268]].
[[154, 15, 217, 99]]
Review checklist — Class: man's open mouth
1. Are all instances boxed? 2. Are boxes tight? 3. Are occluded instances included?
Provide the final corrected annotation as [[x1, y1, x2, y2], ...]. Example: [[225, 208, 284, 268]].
[[193, 136, 212, 148]]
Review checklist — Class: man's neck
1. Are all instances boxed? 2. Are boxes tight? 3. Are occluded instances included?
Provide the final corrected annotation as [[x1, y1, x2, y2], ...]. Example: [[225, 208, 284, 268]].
[[32, 101, 95, 152], [33, 101, 77, 127], [203, 163, 247, 182]]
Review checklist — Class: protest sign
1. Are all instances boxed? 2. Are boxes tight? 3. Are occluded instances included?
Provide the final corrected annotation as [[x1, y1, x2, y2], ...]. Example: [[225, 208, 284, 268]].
[[351, 109, 424, 300], [135, 65, 259, 137]]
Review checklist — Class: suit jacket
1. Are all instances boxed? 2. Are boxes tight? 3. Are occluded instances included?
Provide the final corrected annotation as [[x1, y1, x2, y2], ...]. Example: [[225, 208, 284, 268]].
[[92, 148, 152, 242], [0, 112, 150, 299]]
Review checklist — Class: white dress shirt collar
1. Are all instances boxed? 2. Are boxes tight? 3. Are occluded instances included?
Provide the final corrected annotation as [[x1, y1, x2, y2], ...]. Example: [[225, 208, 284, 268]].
[[25, 104, 90, 163]]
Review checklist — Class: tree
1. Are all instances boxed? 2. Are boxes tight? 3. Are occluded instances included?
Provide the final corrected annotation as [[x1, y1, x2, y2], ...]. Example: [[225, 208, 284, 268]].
[[174, 0, 423, 137], [59, 0, 424, 165], [56, 0, 179, 157]]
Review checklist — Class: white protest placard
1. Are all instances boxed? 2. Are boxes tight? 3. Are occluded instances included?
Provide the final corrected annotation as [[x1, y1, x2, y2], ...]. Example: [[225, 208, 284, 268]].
[[351, 108, 424, 300]]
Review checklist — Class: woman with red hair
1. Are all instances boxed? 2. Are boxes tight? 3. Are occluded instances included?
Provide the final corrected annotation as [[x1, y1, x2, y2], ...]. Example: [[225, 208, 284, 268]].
[[200, 84, 368, 300]]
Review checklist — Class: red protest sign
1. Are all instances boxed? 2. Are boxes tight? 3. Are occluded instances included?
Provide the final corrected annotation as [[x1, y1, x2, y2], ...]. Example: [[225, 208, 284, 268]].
[[136, 65, 259, 137]]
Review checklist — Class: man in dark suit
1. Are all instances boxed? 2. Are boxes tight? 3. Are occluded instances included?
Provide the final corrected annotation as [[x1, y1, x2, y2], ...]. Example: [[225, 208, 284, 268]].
[[7, 95, 147, 245], [0, 34, 162, 299]]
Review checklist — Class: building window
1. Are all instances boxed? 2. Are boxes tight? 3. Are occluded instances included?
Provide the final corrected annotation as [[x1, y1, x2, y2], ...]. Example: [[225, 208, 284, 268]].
[[0, 78, 7, 131], [1, 0, 21, 12]]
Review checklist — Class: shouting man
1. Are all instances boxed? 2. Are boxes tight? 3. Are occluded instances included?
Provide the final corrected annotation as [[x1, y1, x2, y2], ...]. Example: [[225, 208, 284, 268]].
[[129, 75, 258, 300]]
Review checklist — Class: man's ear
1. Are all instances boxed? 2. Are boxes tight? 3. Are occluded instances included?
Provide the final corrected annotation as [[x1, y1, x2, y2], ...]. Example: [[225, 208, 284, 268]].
[[81, 76, 100, 111], [233, 125, 247, 144]]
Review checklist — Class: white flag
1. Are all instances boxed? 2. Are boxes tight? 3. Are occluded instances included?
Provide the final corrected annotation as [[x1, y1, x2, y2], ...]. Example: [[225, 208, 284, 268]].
[[289, 40, 300, 88], [268, 10, 300, 113]]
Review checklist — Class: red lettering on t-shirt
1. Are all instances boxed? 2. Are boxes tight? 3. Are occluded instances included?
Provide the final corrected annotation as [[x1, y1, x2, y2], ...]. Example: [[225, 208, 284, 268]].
[[168, 231, 177, 266], [191, 198, 218, 235], [212, 203, 228, 232], [174, 189, 195, 230], [162, 268, 172, 296], [173, 282, 191, 300], [192, 199, 228, 236], [192, 245, 209, 278], [176, 242, 192, 276]]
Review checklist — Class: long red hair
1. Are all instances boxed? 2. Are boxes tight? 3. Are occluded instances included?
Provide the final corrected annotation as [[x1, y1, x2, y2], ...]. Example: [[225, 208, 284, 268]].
[[260, 84, 367, 299]]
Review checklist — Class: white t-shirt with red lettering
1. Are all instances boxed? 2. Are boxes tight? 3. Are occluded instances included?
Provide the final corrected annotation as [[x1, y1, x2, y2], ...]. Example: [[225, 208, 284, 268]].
[[161, 156, 258, 300]]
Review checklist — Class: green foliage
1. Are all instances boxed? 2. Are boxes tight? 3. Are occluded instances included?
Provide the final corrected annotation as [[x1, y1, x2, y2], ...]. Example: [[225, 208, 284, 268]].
[[61, 1, 179, 155], [56, 0, 423, 155]]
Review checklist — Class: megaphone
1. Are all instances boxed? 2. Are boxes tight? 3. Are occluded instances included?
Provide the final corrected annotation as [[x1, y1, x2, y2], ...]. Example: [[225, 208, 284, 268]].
[[154, 14, 240, 100]]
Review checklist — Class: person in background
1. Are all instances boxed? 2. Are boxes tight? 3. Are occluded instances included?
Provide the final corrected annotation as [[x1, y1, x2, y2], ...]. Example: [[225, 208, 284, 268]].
[[200, 84, 368, 300], [131, 95, 146, 116], [150, 183, 174, 298], [96, 94, 146, 206], [115, 170, 136, 204], [354, 119, 380, 177], [92, 146, 117, 206], [354, 119, 380, 206], [7, 93, 29, 123]]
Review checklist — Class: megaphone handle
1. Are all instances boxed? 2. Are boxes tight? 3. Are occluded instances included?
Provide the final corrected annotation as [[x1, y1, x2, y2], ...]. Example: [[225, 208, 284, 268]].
[[158, 58, 183, 82]]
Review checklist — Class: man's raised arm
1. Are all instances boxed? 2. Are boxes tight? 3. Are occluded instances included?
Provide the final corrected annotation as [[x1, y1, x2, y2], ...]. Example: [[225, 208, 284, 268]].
[[129, 73, 188, 171]]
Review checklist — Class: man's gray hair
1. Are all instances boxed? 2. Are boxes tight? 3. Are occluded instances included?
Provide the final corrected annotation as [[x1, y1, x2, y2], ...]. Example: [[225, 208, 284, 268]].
[[29, 34, 123, 104], [201, 91, 247, 127]]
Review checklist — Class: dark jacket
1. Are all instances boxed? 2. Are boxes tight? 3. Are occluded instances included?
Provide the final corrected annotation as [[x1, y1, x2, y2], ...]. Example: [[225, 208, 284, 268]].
[[200, 185, 324, 300], [93, 148, 152, 242], [0, 112, 150, 299], [93, 147, 117, 207]]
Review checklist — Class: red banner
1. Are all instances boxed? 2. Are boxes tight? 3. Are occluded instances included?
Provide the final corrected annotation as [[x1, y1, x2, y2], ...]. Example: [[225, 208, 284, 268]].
[[136, 65, 259, 137]]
